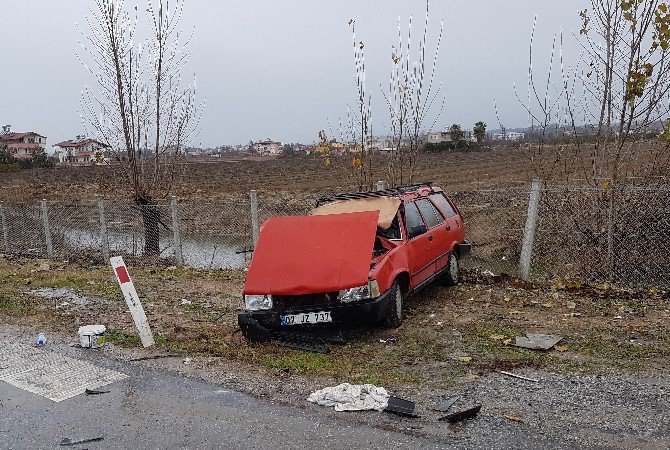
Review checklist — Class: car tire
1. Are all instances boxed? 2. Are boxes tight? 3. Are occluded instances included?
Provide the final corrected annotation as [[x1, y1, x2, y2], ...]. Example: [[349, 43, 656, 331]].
[[442, 250, 460, 286], [382, 281, 404, 328]]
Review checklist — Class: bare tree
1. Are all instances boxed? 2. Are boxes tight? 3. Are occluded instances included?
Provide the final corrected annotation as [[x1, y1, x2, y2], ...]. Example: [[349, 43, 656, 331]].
[[383, 0, 445, 186], [78, 0, 200, 256]]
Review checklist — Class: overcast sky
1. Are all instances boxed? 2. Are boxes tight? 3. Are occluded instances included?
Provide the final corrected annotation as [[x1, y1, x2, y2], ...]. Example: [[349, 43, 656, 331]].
[[1, 1, 585, 148]]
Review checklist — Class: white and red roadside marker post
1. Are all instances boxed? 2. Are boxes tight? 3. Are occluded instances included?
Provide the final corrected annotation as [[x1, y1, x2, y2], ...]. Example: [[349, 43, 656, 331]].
[[110, 256, 155, 348]]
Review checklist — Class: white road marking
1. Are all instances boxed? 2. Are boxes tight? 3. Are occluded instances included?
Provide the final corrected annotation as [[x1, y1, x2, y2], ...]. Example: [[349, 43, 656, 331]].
[[0, 342, 128, 402]]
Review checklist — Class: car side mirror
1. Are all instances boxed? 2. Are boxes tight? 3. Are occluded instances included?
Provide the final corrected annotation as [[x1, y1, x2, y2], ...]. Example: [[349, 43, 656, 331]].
[[409, 224, 427, 239]]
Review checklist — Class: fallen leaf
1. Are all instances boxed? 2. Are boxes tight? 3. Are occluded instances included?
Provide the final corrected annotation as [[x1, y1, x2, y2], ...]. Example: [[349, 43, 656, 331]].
[[505, 414, 523, 422], [554, 345, 569, 352], [502, 338, 512, 345], [455, 356, 473, 363], [566, 301, 576, 309], [489, 334, 506, 340], [542, 301, 555, 308]]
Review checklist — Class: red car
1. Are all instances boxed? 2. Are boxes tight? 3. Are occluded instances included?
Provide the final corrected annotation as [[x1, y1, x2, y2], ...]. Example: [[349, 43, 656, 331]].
[[239, 183, 470, 340]]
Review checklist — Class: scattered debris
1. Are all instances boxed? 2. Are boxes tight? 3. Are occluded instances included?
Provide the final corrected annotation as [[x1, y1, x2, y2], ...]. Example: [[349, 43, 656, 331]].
[[379, 336, 397, 345], [482, 270, 495, 277], [385, 396, 420, 418], [307, 383, 389, 412], [129, 354, 180, 362], [433, 396, 460, 412], [566, 300, 577, 309], [498, 370, 539, 382], [514, 333, 562, 350], [36, 332, 47, 347], [505, 413, 523, 422], [60, 436, 104, 446], [276, 339, 330, 354], [29, 287, 89, 306], [180, 299, 192, 306], [78, 325, 106, 349], [439, 405, 482, 423], [183, 358, 192, 365], [85, 388, 110, 395]]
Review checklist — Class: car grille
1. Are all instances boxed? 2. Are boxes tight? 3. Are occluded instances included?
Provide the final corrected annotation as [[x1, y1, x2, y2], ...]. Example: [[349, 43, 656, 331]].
[[273, 292, 339, 311]]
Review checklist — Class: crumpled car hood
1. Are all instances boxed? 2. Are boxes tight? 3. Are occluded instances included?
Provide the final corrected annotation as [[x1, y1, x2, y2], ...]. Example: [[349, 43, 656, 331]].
[[244, 211, 379, 296]]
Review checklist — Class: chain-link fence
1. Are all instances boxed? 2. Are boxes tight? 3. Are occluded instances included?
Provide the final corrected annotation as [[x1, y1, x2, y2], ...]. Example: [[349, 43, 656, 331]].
[[1, 184, 669, 289]]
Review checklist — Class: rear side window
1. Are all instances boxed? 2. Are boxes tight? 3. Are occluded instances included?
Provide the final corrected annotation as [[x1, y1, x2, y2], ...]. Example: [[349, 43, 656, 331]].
[[404, 202, 426, 238], [429, 193, 457, 218], [416, 199, 445, 229]]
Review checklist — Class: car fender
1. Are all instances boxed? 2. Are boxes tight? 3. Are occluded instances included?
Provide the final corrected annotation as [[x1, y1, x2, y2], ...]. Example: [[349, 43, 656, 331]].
[[370, 246, 410, 293]]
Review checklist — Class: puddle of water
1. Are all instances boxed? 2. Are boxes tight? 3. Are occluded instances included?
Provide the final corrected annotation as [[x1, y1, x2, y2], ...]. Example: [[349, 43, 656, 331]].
[[29, 287, 90, 306]]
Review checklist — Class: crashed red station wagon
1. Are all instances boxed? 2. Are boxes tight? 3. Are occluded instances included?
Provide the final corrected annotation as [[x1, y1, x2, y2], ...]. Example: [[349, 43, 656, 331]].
[[239, 183, 471, 341]]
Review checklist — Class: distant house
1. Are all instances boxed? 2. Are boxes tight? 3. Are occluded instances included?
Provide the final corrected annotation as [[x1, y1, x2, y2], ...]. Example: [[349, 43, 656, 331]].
[[0, 125, 47, 160], [54, 136, 110, 165], [427, 129, 476, 144], [252, 140, 282, 156], [492, 132, 525, 141]]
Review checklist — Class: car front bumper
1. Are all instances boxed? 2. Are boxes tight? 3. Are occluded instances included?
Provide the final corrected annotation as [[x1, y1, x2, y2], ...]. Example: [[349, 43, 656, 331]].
[[238, 288, 394, 341]]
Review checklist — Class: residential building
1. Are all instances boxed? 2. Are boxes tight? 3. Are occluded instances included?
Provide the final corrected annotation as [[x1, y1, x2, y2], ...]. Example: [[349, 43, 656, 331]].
[[492, 132, 525, 141], [252, 139, 282, 156], [0, 125, 47, 160], [427, 129, 476, 144], [54, 136, 110, 165]]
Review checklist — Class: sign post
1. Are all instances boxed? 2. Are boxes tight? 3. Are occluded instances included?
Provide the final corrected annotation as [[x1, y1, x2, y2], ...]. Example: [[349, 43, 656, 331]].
[[110, 256, 155, 347]]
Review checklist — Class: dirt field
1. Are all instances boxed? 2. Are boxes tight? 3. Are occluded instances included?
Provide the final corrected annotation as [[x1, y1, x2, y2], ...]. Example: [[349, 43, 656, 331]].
[[0, 148, 539, 205]]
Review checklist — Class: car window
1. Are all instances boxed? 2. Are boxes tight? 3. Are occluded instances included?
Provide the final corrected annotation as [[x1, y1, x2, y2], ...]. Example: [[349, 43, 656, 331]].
[[429, 193, 456, 218], [378, 214, 402, 240], [404, 202, 427, 239], [416, 199, 445, 229]]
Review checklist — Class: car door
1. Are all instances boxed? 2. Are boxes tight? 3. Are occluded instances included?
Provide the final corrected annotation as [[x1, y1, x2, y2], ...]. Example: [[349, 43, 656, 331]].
[[429, 192, 464, 249], [415, 198, 450, 272], [403, 201, 435, 288]]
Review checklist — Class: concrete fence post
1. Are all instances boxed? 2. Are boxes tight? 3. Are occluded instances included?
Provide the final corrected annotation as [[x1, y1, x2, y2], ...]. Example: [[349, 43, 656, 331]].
[[376, 180, 387, 191], [0, 201, 8, 253], [170, 196, 184, 266], [41, 199, 53, 259], [519, 179, 542, 280], [250, 190, 260, 248], [98, 198, 110, 262]]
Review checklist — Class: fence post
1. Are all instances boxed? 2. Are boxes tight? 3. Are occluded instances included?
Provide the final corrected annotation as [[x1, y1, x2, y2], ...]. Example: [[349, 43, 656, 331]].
[[170, 196, 184, 266], [41, 199, 53, 259], [376, 180, 387, 191], [98, 198, 110, 262], [519, 179, 542, 280], [0, 201, 8, 253], [250, 190, 260, 248]]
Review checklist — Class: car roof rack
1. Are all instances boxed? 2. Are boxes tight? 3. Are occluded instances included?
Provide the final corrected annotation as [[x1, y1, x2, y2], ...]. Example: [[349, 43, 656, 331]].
[[316, 182, 434, 206]]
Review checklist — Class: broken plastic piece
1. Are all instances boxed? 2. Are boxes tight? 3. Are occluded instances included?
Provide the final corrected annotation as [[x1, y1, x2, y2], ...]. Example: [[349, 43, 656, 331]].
[[385, 396, 420, 418], [514, 333, 562, 350], [84, 388, 110, 395], [439, 404, 482, 423], [498, 370, 539, 382], [60, 436, 104, 446], [433, 396, 460, 412]]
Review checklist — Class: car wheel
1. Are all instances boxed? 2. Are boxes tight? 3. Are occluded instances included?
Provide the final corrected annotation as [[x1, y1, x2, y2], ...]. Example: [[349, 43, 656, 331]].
[[382, 281, 403, 328], [442, 250, 460, 286]]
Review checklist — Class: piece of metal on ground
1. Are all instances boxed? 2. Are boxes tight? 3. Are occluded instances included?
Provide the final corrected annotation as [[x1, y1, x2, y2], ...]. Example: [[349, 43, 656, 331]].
[[0, 342, 127, 402], [385, 396, 420, 418], [498, 370, 539, 382], [129, 354, 180, 362], [60, 436, 104, 446], [276, 339, 330, 354], [433, 396, 460, 412], [438, 404, 482, 423], [514, 333, 562, 350], [84, 388, 110, 395]]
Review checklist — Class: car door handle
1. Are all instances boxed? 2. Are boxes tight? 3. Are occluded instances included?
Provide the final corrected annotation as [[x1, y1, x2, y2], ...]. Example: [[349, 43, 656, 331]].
[[428, 234, 433, 241], [446, 225, 451, 231]]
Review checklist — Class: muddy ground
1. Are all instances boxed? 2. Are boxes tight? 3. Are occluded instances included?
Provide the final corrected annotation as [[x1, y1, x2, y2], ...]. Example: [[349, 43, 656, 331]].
[[2, 255, 669, 446]]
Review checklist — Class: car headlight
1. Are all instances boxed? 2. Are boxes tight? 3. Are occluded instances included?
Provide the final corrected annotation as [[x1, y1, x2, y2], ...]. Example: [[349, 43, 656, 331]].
[[244, 294, 273, 311], [338, 280, 380, 303]]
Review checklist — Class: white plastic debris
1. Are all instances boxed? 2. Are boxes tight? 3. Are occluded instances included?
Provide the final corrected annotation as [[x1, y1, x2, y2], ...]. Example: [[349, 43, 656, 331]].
[[307, 383, 389, 412], [482, 270, 495, 277]]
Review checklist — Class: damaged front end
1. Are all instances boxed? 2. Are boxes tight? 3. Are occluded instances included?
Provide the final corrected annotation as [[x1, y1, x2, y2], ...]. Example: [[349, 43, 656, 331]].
[[239, 209, 397, 341]]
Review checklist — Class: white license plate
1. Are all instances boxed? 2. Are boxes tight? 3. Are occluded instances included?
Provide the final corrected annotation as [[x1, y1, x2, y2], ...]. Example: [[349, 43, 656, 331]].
[[280, 311, 332, 326]]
